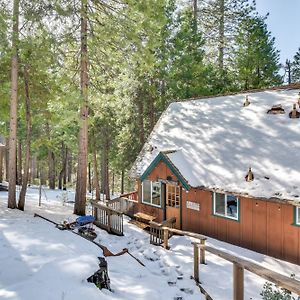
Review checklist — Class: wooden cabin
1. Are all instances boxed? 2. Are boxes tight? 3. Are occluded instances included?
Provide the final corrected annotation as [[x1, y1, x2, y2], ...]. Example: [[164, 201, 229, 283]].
[[130, 87, 300, 265]]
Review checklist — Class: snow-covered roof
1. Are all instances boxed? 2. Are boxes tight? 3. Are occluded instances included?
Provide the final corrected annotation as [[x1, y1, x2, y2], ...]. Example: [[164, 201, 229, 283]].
[[130, 87, 300, 203]]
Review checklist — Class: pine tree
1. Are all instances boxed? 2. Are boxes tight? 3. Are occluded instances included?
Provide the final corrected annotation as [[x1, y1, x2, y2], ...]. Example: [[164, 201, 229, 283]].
[[168, 8, 208, 99], [74, 0, 88, 215], [291, 48, 300, 83], [198, 0, 253, 75], [8, 0, 19, 209], [235, 15, 281, 89], [284, 59, 292, 85]]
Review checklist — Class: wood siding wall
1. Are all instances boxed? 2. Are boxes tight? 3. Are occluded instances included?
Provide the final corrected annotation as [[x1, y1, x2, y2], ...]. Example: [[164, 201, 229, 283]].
[[181, 189, 300, 265], [136, 160, 300, 265], [137, 160, 182, 223]]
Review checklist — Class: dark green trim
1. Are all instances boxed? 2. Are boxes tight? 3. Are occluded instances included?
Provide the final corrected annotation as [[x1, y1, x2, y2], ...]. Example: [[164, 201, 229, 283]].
[[140, 152, 190, 190], [292, 207, 300, 227], [211, 192, 240, 223]]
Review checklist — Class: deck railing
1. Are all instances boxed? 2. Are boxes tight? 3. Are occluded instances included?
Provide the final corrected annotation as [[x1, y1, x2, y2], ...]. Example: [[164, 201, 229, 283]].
[[148, 225, 300, 299], [92, 202, 123, 236], [193, 243, 300, 300], [120, 191, 138, 201], [107, 192, 138, 217], [149, 217, 177, 247]]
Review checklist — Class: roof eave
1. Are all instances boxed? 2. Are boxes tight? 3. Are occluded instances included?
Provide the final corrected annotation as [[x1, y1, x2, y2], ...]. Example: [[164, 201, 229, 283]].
[[140, 152, 190, 191]]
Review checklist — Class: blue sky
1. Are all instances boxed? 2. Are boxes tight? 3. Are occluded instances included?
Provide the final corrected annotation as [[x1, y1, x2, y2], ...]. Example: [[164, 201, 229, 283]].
[[256, 0, 300, 62]]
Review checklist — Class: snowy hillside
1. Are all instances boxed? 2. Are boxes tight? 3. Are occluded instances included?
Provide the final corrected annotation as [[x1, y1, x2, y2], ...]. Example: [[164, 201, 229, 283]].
[[1, 188, 300, 300]]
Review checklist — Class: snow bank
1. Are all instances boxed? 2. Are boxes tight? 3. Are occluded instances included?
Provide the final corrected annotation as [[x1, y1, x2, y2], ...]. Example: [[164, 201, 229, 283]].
[[1, 188, 300, 299]]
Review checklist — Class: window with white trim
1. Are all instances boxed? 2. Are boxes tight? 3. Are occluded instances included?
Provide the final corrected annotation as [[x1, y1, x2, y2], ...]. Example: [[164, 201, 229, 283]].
[[213, 192, 239, 220], [296, 207, 300, 225], [142, 180, 161, 207]]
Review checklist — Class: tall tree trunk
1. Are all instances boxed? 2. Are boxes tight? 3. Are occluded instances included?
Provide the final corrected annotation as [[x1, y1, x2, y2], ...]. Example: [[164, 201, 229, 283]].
[[148, 79, 155, 131], [100, 152, 105, 196], [8, 0, 19, 209], [63, 147, 67, 190], [58, 141, 67, 190], [92, 131, 100, 201], [111, 171, 114, 196], [5, 138, 9, 181], [100, 140, 110, 200], [46, 122, 55, 189], [17, 140, 22, 185], [88, 162, 92, 193], [40, 165, 46, 185], [18, 64, 31, 211], [0, 147, 3, 182], [48, 151, 55, 189], [67, 151, 72, 183], [193, 0, 198, 27], [121, 169, 124, 195], [31, 156, 36, 183], [74, 0, 88, 215], [285, 59, 292, 84], [105, 143, 110, 201], [218, 0, 225, 73]]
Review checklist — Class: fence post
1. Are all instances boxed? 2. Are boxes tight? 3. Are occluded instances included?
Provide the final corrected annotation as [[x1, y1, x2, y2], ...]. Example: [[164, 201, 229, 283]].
[[163, 228, 169, 249], [192, 242, 199, 283], [233, 263, 244, 300], [107, 209, 111, 233], [92, 203, 97, 221], [200, 238, 206, 264]]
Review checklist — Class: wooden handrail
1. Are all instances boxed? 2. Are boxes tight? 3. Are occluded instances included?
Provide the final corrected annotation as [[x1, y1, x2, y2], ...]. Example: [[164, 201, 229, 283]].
[[92, 202, 123, 236], [196, 244, 300, 297], [120, 191, 137, 200], [92, 202, 123, 215], [109, 196, 138, 204], [120, 197, 138, 203], [149, 220, 206, 251], [149, 222, 207, 241], [205, 245, 300, 295]]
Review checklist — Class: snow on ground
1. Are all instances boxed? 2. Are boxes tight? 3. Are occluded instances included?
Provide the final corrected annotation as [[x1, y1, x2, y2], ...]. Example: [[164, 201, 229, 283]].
[[1, 187, 300, 300]]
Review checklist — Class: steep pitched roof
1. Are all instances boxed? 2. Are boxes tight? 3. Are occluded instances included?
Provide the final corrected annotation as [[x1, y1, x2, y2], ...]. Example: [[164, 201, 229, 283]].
[[140, 151, 190, 190], [130, 87, 300, 203]]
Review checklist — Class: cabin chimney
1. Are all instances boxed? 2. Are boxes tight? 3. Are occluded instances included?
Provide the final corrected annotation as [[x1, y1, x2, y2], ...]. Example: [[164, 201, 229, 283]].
[[243, 95, 250, 107], [245, 167, 254, 182]]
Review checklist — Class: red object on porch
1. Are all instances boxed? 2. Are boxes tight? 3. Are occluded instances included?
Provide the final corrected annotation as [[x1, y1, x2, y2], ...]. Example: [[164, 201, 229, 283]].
[[120, 191, 137, 201]]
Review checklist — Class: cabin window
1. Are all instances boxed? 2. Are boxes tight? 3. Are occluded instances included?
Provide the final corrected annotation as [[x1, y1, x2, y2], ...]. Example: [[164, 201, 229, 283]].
[[142, 180, 161, 207], [296, 207, 300, 225], [167, 184, 180, 207], [213, 192, 239, 220]]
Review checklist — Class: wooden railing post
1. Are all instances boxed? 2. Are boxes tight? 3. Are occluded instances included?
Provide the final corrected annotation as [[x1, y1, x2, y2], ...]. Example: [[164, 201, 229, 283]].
[[107, 209, 111, 233], [163, 228, 169, 249], [233, 263, 244, 300], [93, 206, 97, 220], [192, 242, 199, 283], [200, 238, 206, 264]]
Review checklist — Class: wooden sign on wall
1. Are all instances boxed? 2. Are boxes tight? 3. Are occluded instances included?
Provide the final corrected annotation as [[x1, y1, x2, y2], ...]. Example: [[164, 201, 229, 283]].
[[186, 201, 200, 211]]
